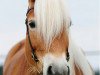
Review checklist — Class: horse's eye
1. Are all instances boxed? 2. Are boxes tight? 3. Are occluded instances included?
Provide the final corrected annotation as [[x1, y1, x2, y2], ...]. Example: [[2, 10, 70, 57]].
[[28, 21, 36, 28]]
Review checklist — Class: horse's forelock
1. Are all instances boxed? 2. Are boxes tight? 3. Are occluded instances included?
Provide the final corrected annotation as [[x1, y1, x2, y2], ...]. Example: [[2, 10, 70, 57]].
[[34, 0, 71, 49]]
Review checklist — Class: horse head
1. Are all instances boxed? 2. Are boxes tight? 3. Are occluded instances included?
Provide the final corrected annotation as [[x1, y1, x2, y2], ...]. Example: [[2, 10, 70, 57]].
[[25, 0, 71, 75]]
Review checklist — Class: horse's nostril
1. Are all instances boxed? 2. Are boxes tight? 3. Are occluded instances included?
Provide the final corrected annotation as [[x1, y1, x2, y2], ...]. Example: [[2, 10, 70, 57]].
[[47, 66, 53, 75]]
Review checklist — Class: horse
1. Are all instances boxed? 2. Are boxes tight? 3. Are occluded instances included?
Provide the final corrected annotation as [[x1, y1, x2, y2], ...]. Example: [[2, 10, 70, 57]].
[[3, 0, 94, 75]]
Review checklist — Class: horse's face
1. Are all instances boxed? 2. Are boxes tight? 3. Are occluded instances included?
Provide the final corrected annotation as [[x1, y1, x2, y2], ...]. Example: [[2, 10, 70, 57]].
[[26, 0, 70, 75]]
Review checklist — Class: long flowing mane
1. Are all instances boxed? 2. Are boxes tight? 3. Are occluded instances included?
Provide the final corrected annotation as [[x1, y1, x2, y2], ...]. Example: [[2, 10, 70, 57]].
[[34, 0, 70, 48], [68, 34, 94, 75]]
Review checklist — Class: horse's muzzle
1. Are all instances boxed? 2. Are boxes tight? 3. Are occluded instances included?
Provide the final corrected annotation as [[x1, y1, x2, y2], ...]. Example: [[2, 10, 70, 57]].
[[47, 65, 70, 75]]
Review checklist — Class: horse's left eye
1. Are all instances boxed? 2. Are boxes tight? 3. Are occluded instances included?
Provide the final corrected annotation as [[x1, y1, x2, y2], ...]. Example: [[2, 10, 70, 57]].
[[28, 21, 36, 28]]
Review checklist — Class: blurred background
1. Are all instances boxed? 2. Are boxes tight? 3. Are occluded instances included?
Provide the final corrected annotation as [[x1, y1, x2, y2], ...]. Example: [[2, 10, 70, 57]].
[[0, 0, 99, 75]]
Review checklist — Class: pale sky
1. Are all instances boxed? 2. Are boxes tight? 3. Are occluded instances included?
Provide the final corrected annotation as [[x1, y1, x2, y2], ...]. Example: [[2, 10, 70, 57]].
[[0, 0, 99, 70]]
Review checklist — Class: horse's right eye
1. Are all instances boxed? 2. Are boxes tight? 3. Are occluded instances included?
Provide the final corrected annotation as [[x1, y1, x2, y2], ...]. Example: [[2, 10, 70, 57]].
[[28, 21, 36, 28]]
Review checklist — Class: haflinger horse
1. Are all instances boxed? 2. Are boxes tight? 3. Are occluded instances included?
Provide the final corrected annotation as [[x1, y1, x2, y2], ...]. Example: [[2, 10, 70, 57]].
[[3, 0, 94, 75]]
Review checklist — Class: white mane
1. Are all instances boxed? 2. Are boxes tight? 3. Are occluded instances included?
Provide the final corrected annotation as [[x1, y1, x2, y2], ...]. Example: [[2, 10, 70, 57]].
[[68, 34, 94, 75], [34, 0, 70, 47]]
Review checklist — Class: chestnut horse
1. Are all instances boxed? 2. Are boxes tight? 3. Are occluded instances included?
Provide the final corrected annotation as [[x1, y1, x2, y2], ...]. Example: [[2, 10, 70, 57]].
[[3, 0, 94, 75]]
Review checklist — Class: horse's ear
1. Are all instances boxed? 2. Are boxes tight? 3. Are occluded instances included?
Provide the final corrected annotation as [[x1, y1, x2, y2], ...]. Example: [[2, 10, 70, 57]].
[[28, 0, 35, 8]]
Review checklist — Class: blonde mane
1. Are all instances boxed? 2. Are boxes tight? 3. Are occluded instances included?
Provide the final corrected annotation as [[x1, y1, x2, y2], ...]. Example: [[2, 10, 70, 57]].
[[68, 34, 94, 75], [34, 0, 70, 48]]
